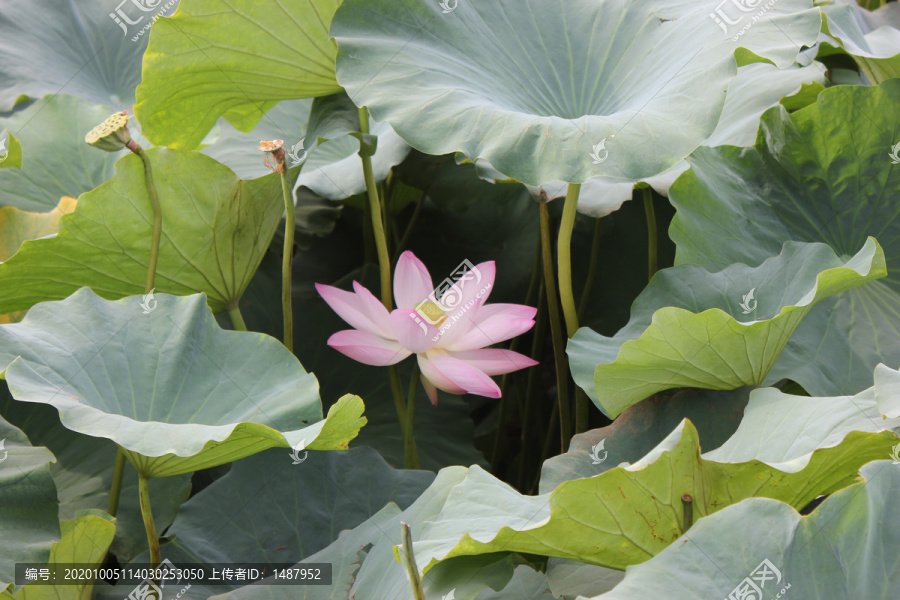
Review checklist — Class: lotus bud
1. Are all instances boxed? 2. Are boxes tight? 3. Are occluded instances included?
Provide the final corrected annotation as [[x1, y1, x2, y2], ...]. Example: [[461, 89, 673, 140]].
[[85, 111, 135, 153]]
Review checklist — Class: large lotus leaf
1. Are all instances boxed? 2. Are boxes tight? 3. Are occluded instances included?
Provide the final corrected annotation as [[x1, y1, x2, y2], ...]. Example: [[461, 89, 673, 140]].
[[1, 513, 116, 600], [567, 239, 884, 417], [134, 446, 433, 565], [330, 0, 821, 187], [0, 414, 58, 593], [539, 386, 753, 493], [0, 96, 131, 212], [404, 403, 900, 573], [135, 0, 344, 150], [514, 62, 826, 216], [822, 0, 900, 84], [0, 387, 191, 563], [0, 289, 365, 478], [591, 461, 900, 599], [204, 503, 401, 600], [0, 0, 174, 111], [207, 469, 521, 600], [0, 148, 292, 315], [703, 363, 900, 469], [669, 80, 900, 398]]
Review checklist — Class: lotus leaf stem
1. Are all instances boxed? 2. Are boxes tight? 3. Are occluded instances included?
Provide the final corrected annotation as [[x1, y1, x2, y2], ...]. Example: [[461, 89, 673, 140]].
[[540, 202, 572, 449], [358, 107, 418, 468], [643, 187, 658, 281], [557, 182, 581, 338], [279, 165, 295, 352], [106, 450, 127, 516], [138, 473, 161, 569], [400, 522, 427, 600], [228, 305, 248, 332]]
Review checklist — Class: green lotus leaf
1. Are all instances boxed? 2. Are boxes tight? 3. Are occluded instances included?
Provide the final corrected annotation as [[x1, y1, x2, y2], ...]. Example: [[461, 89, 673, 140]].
[[508, 62, 825, 216], [0, 129, 21, 170], [129, 446, 433, 566], [589, 461, 900, 599], [0, 414, 58, 593], [331, 0, 821, 186], [568, 239, 884, 417], [206, 468, 521, 600], [1, 513, 116, 600], [204, 503, 403, 600], [134, 0, 344, 150], [0, 289, 366, 478], [822, 0, 900, 84], [669, 80, 900, 398], [0, 0, 169, 111], [0, 96, 136, 212], [539, 386, 753, 493], [0, 148, 292, 315], [0, 387, 191, 563], [402, 363, 900, 572]]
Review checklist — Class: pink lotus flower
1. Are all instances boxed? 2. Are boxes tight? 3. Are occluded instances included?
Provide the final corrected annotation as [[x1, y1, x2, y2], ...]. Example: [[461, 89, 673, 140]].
[[316, 251, 538, 404]]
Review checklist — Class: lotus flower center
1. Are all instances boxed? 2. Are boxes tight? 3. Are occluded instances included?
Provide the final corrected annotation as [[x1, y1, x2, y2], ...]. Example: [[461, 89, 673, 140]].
[[414, 300, 446, 327]]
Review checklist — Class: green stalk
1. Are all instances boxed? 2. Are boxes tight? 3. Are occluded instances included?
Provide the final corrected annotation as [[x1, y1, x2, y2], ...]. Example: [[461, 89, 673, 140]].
[[133, 147, 162, 295], [280, 165, 295, 352], [106, 450, 127, 516], [108, 144, 162, 519], [557, 183, 582, 338], [643, 187, 658, 281], [540, 202, 572, 449], [358, 106, 417, 468], [577, 218, 602, 322], [138, 473, 161, 569], [400, 523, 427, 600], [404, 362, 421, 470], [358, 107, 392, 309], [228, 306, 248, 331]]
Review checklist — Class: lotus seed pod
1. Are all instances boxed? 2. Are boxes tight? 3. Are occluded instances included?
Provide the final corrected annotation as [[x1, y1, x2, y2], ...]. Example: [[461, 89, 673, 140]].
[[258, 139, 284, 152], [85, 111, 132, 152]]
